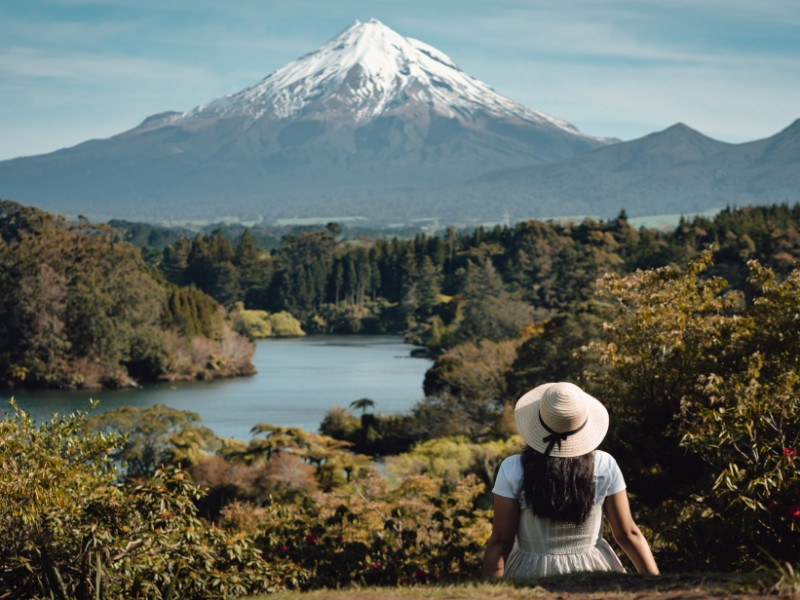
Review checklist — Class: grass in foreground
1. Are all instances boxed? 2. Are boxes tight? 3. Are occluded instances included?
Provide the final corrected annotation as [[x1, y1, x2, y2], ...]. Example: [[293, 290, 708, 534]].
[[253, 569, 798, 600]]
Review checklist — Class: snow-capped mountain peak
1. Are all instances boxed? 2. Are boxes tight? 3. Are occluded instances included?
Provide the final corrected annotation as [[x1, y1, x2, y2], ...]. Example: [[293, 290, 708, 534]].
[[169, 18, 578, 133]]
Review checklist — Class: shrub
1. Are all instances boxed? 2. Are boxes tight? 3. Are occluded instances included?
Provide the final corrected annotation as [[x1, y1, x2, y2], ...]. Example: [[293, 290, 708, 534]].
[[229, 302, 305, 338], [233, 471, 490, 589], [319, 406, 361, 440], [88, 404, 223, 478], [269, 311, 305, 337], [191, 453, 318, 520], [0, 402, 302, 599], [586, 251, 800, 569], [678, 261, 800, 566]]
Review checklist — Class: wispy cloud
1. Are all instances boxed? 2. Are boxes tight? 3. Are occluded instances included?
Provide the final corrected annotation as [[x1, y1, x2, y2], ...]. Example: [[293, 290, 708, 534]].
[[0, 0, 797, 159], [5, 18, 136, 46], [0, 46, 215, 89]]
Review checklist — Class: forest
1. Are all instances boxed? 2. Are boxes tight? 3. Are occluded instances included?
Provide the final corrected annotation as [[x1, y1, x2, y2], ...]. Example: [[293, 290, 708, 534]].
[[1, 198, 800, 598], [0, 201, 267, 389]]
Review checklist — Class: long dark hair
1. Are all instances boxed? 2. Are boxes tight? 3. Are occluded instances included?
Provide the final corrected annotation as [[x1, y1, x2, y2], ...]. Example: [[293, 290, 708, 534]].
[[521, 446, 596, 525]]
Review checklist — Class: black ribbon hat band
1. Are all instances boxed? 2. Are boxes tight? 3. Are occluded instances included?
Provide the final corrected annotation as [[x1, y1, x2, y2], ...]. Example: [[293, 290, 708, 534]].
[[539, 411, 588, 457]]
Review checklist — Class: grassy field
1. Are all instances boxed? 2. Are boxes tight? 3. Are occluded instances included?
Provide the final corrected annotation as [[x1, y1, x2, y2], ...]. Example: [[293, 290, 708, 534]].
[[253, 570, 798, 600], [150, 207, 726, 233]]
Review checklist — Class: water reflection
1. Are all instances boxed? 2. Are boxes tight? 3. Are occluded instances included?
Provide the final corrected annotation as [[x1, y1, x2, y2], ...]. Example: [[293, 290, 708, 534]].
[[7, 335, 432, 441]]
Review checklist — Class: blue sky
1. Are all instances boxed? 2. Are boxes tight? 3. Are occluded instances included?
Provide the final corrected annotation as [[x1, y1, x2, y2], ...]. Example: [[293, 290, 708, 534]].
[[1, 0, 798, 160]]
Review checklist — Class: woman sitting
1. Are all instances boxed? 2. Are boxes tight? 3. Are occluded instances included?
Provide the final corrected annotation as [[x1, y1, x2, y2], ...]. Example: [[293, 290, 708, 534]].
[[482, 382, 660, 578]]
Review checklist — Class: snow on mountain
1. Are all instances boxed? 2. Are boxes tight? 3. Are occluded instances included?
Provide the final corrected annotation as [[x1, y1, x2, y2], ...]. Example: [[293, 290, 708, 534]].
[[146, 19, 581, 135], [0, 18, 625, 224]]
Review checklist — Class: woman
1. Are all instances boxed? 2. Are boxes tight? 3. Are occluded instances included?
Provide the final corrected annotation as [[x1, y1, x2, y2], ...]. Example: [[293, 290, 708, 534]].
[[482, 382, 659, 578]]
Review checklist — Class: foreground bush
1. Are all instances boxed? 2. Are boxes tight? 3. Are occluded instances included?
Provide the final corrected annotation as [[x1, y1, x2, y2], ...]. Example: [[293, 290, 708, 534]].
[[0, 402, 303, 599], [221, 471, 490, 589], [587, 251, 800, 569]]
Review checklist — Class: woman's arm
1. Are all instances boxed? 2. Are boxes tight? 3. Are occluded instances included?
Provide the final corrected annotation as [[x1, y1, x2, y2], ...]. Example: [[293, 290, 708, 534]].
[[603, 490, 660, 575], [482, 494, 520, 577]]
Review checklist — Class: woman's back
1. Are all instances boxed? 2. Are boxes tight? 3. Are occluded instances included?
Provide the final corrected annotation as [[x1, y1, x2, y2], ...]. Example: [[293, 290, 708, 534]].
[[504, 501, 624, 576], [495, 450, 625, 577], [482, 382, 659, 579]]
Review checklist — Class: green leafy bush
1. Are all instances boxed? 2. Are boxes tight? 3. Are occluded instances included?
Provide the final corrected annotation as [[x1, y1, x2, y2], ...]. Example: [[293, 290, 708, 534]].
[[88, 404, 224, 478], [269, 311, 306, 337], [0, 402, 302, 599], [586, 251, 800, 569], [678, 261, 800, 566], [228, 302, 305, 339], [384, 435, 522, 495]]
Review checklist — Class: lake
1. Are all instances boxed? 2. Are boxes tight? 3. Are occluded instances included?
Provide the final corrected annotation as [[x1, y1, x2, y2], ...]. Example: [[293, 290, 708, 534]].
[[5, 335, 433, 442]]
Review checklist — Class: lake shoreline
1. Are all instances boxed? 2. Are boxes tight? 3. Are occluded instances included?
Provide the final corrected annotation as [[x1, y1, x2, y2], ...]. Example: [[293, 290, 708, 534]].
[[7, 335, 433, 441]]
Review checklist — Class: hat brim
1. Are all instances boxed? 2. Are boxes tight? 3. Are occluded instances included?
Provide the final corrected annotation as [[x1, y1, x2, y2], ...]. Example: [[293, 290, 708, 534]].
[[514, 383, 609, 457]]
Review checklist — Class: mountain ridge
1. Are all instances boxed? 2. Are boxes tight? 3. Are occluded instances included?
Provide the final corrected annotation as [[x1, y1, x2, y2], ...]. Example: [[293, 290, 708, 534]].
[[0, 19, 797, 226], [465, 120, 800, 221]]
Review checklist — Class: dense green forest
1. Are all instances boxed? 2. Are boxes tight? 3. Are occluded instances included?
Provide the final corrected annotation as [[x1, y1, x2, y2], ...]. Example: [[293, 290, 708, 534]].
[[2, 198, 800, 598], [136, 203, 800, 346], [0, 201, 257, 389]]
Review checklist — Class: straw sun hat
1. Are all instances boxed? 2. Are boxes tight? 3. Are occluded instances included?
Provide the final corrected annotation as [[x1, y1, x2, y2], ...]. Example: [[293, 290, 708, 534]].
[[514, 382, 609, 458]]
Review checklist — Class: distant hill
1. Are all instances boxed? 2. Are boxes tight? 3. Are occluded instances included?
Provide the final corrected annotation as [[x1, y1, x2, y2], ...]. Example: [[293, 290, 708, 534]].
[[0, 19, 797, 227], [464, 120, 800, 220]]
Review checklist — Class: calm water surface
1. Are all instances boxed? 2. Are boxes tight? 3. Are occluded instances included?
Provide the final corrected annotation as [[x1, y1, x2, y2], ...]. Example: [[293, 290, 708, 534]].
[[7, 335, 432, 441]]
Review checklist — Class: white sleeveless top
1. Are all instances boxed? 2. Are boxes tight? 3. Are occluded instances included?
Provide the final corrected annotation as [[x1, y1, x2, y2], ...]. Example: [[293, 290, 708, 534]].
[[492, 450, 627, 577]]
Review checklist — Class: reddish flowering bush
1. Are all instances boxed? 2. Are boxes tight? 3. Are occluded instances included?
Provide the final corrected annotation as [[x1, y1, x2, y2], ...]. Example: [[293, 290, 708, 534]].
[[783, 448, 797, 458], [787, 505, 800, 521]]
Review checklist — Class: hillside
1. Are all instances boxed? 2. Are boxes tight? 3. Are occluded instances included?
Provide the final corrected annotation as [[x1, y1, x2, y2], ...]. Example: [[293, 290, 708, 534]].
[[467, 120, 800, 219], [0, 200, 255, 389]]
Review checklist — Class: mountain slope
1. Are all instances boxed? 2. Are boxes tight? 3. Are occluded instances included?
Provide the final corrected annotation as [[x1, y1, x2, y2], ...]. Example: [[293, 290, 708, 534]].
[[465, 120, 800, 220], [0, 19, 609, 224], [149, 18, 581, 132]]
